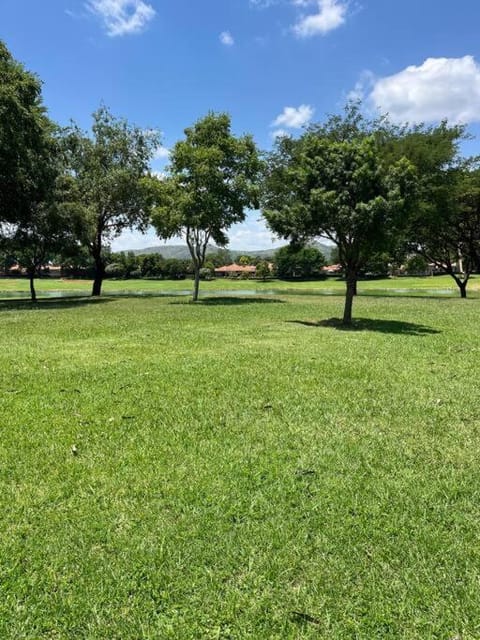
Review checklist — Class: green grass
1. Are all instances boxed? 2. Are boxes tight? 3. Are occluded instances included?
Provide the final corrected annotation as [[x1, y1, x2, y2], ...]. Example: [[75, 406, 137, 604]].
[[1, 273, 479, 299], [1, 292, 480, 638]]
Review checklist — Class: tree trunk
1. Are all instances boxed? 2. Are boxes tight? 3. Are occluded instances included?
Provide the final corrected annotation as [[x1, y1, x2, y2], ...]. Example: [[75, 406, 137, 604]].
[[92, 257, 105, 297], [192, 264, 201, 302], [458, 280, 467, 299], [342, 271, 357, 326], [352, 278, 358, 296], [451, 273, 468, 299], [29, 271, 37, 303]]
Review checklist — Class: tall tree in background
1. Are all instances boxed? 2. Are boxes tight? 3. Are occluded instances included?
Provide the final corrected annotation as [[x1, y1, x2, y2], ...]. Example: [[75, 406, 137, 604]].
[[0, 40, 56, 226], [274, 244, 326, 279], [151, 113, 262, 301], [63, 107, 159, 296], [262, 107, 417, 325]]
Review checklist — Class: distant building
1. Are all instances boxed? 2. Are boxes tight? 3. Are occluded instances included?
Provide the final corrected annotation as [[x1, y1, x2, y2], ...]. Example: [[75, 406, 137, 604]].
[[214, 263, 257, 277], [322, 264, 343, 275]]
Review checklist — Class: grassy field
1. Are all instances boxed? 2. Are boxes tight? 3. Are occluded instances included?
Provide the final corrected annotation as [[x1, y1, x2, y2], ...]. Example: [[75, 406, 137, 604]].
[[1, 274, 480, 299], [1, 291, 480, 638]]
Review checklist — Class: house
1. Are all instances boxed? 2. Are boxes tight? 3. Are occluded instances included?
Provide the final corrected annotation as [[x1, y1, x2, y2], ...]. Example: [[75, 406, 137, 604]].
[[322, 263, 343, 275], [214, 263, 257, 277]]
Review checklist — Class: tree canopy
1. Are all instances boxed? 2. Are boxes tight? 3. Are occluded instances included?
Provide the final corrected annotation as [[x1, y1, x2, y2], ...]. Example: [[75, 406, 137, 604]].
[[274, 244, 326, 279], [262, 107, 418, 324], [0, 40, 56, 225], [62, 106, 160, 296], [411, 163, 480, 297], [151, 112, 262, 301]]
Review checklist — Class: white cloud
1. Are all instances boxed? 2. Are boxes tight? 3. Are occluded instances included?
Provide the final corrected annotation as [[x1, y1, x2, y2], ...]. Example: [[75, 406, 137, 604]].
[[153, 145, 170, 160], [228, 213, 284, 251], [111, 226, 160, 251], [86, 0, 156, 37], [271, 128, 291, 139], [150, 169, 167, 179], [293, 0, 347, 38], [220, 31, 235, 46], [272, 104, 314, 128], [365, 56, 480, 124], [346, 70, 375, 103]]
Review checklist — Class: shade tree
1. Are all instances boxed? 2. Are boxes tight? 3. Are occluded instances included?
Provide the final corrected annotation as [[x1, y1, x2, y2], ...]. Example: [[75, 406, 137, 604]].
[[262, 107, 417, 324], [411, 163, 480, 298], [0, 41, 55, 226], [62, 107, 160, 296], [151, 112, 262, 301]]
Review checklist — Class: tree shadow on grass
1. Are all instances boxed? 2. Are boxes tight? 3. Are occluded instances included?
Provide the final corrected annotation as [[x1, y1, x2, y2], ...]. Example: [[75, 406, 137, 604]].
[[0, 296, 114, 312], [288, 317, 441, 335], [171, 296, 286, 306]]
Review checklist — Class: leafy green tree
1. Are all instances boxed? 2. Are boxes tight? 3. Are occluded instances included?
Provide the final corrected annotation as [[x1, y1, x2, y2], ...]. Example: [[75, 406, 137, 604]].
[[0, 41, 55, 225], [105, 263, 127, 279], [274, 245, 326, 279], [4, 174, 83, 301], [238, 255, 251, 266], [405, 254, 430, 276], [109, 251, 141, 278], [360, 252, 392, 278], [255, 260, 271, 281], [151, 113, 262, 301], [138, 253, 163, 277], [262, 111, 417, 324], [208, 249, 233, 267], [63, 107, 160, 296], [0, 249, 16, 274], [412, 164, 480, 298]]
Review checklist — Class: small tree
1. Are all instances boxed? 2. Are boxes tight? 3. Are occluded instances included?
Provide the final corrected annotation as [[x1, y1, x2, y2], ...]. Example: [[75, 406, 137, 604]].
[[63, 107, 159, 296], [151, 113, 261, 301], [256, 260, 271, 281]]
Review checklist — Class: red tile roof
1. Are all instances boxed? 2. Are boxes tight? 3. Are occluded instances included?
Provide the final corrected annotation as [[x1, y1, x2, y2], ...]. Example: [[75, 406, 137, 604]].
[[214, 263, 257, 273]]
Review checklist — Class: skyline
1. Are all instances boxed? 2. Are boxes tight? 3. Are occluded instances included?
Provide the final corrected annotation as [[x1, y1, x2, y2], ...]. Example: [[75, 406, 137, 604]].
[[2, 0, 480, 250]]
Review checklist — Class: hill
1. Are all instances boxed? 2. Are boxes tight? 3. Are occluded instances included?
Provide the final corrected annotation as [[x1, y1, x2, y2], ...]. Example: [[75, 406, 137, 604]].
[[131, 241, 334, 262]]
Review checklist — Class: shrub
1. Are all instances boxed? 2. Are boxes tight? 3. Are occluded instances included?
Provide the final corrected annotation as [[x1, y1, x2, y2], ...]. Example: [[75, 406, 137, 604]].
[[105, 263, 126, 278]]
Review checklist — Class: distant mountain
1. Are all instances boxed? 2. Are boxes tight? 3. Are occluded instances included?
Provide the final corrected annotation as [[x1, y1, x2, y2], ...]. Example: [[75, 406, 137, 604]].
[[131, 242, 334, 262]]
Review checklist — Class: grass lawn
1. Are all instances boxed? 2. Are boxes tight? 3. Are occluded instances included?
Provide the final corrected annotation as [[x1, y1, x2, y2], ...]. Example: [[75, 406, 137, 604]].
[[1, 292, 480, 638], [1, 274, 479, 299]]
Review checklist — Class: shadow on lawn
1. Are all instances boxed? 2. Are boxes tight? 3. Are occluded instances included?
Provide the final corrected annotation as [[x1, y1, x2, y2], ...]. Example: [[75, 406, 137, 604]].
[[0, 296, 113, 312], [288, 317, 441, 335], [170, 296, 285, 306]]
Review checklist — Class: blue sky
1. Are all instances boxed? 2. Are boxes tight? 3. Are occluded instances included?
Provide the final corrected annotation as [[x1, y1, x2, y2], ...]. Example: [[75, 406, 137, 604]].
[[2, 0, 480, 251]]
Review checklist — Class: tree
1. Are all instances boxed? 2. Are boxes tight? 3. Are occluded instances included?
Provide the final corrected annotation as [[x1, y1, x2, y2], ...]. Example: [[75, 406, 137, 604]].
[[3, 174, 83, 301], [208, 248, 233, 267], [412, 164, 480, 298], [151, 113, 262, 301], [63, 107, 159, 296], [406, 254, 430, 276], [238, 255, 251, 266], [0, 41, 54, 226], [262, 109, 417, 324], [256, 260, 271, 281], [360, 252, 392, 278], [274, 244, 326, 279]]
